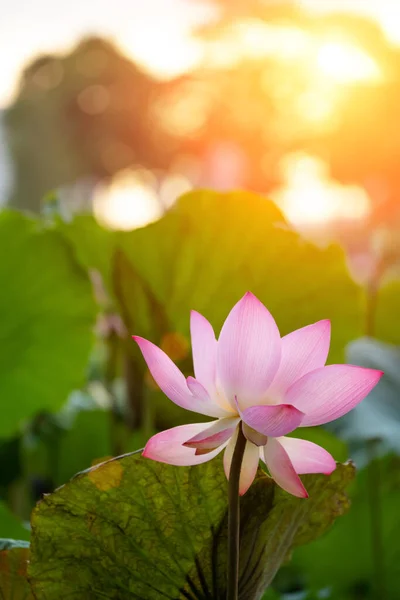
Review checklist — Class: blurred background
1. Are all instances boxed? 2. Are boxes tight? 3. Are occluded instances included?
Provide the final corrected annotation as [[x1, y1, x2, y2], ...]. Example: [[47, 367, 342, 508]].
[[2, 0, 400, 246], [1, 1, 400, 598]]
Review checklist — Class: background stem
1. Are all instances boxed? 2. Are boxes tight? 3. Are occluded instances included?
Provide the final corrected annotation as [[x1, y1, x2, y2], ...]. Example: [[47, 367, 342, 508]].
[[227, 424, 247, 600], [365, 254, 387, 599], [367, 439, 386, 600], [104, 327, 123, 456], [365, 257, 386, 337]]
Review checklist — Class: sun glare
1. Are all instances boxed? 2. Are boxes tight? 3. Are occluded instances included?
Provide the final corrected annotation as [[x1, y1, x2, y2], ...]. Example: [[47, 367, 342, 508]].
[[316, 41, 381, 83], [119, 29, 202, 80], [204, 21, 381, 96], [159, 174, 192, 209], [274, 153, 371, 226], [204, 22, 311, 68], [93, 169, 193, 230], [93, 169, 163, 230], [299, 0, 400, 48], [380, 8, 400, 46]]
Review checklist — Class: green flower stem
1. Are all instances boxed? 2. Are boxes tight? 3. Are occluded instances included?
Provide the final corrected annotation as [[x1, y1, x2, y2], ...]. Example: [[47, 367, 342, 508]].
[[365, 256, 386, 337], [227, 423, 247, 600]]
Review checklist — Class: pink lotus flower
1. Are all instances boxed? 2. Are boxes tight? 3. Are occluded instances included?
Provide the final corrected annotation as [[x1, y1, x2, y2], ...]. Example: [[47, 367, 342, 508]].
[[133, 293, 383, 497]]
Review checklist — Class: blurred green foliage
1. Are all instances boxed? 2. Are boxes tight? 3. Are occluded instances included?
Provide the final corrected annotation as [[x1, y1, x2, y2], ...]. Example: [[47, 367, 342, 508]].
[[0, 503, 29, 541], [282, 455, 400, 599], [375, 278, 400, 345], [0, 210, 96, 438]]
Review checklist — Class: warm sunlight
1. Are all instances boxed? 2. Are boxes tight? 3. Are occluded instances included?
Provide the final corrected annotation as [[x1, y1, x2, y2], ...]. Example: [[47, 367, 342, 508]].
[[93, 169, 193, 230], [119, 30, 202, 80], [316, 41, 382, 83], [379, 8, 400, 46], [0, 0, 392, 230], [159, 173, 192, 209], [274, 153, 371, 226], [204, 20, 381, 84], [203, 21, 383, 139], [300, 0, 400, 47], [93, 169, 163, 230], [1, 0, 399, 107], [204, 22, 311, 68], [0, 3, 387, 106]]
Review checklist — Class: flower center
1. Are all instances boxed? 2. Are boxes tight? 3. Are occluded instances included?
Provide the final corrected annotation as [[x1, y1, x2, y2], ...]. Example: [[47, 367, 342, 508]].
[[213, 383, 237, 414]]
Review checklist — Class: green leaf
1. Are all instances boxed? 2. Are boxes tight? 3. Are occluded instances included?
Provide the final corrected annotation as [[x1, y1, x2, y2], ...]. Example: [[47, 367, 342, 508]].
[[115, 191, 363, 364], [0, 210, 96, 437], [0, 436, 22, 487], [375, 278, 400, 345], [260, 590, 281, 600], [60, 191, 363, 364], [29, 453, 354, 599], [111, 191, 364, 429], [55, 407, 111, 487], [289, 454, 400, 599], [20, 393, 113, 491], [0, 546, 33, 599], [0, 502, 29, 542], [58, 215, 116, 294], [57, 193, 364, 429]]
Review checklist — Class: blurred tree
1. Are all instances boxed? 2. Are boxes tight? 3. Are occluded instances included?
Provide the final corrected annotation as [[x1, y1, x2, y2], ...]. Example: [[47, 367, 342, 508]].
[[4, 37, 179, 211]]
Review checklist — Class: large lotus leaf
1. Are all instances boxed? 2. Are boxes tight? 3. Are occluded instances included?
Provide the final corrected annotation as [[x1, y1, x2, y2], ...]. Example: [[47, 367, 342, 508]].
[[58, 192, 364, 430], [60, 191, 364, 363], [111, 191, 365, 429], [114, 191, 364, 364], [57, 214, 116, 293], [0, 545, 33, 599], [29, 452, 354, 600], [0, 210, 96, 437]]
